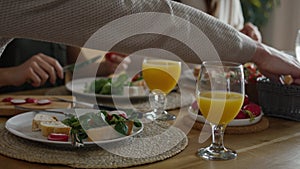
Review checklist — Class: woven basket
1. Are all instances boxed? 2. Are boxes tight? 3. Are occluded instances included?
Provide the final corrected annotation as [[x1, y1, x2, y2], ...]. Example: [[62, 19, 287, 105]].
[[257, 78, 300, 121]]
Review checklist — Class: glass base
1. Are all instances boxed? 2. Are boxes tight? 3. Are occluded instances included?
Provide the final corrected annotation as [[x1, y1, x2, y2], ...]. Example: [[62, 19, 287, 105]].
[[197, 146, 237, 160], [145, 111, 176, 121]]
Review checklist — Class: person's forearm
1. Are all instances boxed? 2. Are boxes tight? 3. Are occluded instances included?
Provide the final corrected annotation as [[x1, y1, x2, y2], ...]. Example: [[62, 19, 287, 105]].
[[0, 0, 256, 64]]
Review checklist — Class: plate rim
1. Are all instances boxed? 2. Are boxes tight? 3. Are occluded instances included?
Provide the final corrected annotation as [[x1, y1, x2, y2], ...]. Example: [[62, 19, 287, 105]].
[[65, 77, 148, 100], [188, 106, 263, 127], [182, 69, 197, 81], [5, 110, 144, 145]]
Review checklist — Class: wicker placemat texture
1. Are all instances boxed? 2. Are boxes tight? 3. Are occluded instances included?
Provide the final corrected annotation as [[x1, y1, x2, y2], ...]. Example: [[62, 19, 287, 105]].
[[184, 115, 269, 134], [0, 122, 188, 168]]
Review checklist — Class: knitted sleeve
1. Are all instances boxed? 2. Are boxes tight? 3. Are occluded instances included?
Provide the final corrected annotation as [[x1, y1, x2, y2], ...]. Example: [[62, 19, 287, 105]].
[[0, 0, 256, 64]]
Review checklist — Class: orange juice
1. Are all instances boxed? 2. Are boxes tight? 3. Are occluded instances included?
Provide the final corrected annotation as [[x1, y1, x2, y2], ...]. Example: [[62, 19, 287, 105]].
[[142, 59, 181, 94], [197, 91, 244, 125]]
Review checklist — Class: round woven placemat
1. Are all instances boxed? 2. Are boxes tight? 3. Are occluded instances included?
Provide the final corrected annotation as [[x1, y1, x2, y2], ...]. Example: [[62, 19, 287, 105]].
[[46, 86, 194, 112], [184, 115, 269, 134], [0, 122, 188, 168]]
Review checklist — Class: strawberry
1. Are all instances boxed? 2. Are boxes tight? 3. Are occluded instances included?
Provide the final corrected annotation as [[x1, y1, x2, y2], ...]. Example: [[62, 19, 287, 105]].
[[235, 110, 248, 119], [243, 95, 250, 106], [243, 103, 261, 117], [2, 97, 13, 102], [191, 101, 198, 110], [25, 97, 37, 103], [108, 110, 128, 119]]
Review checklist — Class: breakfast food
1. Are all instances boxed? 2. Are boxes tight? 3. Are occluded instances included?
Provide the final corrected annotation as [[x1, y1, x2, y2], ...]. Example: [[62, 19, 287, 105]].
[[25, 97, 37, 103], [2, 97, 13, 102], [40, 121, 71, 137], [36, 99, 51, 105], [193, 65, 201, 78], [1, 96, 52, 105], [32, 114, 58, 131], [86, 126, 123, 141], [192, 94, 261, 122], [86, 116, 134, 141], [280, 75, 294, 85], [47, 133, 69, 141], [244, 62, 262, 83], [10, 99, 26, 105], [84, 72, 146, 95], [62, 110, 142, 142], [31, 110, 142, 143]]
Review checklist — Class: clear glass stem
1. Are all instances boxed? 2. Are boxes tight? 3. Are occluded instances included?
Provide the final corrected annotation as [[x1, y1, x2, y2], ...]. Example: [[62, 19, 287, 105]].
[[149, 89, 166, 119], [210, 124, 226, 152], [197, 123, 237, 160]]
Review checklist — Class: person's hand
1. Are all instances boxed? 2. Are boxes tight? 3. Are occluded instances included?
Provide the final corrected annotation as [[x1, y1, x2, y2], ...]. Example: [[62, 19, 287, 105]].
[[240, 22, 262, 42], [6, 53, 64, 87], [252, 43, 300, 84], [97, 52, 131, 76]]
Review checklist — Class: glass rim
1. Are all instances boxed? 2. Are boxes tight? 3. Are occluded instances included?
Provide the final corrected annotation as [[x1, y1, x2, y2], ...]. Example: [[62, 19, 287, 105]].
[[201, 61, 242, 68], [143, 58, 181, 64]]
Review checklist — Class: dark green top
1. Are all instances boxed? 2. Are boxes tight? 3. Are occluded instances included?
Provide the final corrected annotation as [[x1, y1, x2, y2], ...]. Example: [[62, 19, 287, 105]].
[[0, 38, 67, 93]]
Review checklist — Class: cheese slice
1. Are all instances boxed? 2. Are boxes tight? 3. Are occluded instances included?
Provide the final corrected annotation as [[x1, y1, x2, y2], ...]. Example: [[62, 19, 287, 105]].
[[86, 121, 134, 141]]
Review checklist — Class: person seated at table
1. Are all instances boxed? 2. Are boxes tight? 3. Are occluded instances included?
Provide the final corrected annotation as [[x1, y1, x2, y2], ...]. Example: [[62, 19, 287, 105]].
[[0, 0, 300, 85], [0, 38, 130, 93], [176, 0, 262, 42]]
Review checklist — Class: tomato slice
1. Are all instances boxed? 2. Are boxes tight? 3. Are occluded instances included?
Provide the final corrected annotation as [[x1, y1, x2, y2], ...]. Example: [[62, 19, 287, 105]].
[[25, 98, 37, 103], [2, 97, 13, 102], [36, 99, 51, 105], [10, 99, 26, 105], [105, 52, 127, 62], [47, 133, 69, 141]]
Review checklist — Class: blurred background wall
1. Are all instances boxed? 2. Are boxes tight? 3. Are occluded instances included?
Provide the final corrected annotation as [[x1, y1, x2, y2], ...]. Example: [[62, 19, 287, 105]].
[[259, 0, 300, 51]]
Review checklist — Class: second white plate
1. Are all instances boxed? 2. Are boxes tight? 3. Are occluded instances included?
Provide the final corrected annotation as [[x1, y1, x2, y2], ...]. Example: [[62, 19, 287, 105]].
[[188, 106, 263, 127], [65, 77, 148, 101]]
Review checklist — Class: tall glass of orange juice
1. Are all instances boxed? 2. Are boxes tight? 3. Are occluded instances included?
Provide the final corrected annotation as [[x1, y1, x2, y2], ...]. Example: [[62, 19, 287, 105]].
[[142, 58, 181, 120], [196, 61, 244, 160]]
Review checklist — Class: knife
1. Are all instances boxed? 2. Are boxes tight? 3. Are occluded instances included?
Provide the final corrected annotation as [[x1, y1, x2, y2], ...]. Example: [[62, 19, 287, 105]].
[[53, 97, 144, 119], [53, 97, 120, 111], [63, 54, 102, 72]]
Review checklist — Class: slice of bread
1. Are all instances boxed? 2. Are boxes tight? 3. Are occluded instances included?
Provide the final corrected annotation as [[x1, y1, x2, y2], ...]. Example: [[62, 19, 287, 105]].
[[32, 114, 58, 131], [40, 121, 71, 137]]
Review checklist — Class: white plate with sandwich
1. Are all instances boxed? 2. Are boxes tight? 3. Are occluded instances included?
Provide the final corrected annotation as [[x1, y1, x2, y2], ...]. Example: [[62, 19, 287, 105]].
[[5, 109, 144, 145]]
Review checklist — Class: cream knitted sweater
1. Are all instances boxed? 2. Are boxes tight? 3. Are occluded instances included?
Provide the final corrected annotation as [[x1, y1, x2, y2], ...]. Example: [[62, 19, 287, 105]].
[[0, 0, 256, 64]]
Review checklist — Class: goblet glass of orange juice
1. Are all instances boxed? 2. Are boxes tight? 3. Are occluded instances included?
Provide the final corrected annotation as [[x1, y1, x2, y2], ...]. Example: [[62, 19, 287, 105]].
[[142, 58, 181, 120], [196, 61, 244, 160]]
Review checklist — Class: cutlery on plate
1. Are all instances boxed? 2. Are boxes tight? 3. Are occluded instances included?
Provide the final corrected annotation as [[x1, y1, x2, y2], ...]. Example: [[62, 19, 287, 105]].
[[52, 97, 118, 111], [14, 105, 75, 117], [53, 97, 145, 119]]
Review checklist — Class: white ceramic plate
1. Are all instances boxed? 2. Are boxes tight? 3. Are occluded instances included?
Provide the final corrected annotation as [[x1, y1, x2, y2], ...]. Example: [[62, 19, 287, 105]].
[[182, 69, 197, 82], [5, 109, 143, 145], [65, 77, 148, 101], [188, 106, 263, 127]]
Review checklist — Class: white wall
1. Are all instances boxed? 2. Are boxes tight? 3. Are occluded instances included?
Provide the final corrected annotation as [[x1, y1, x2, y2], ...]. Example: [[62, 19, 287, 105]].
[[261, 0, 300, 51]]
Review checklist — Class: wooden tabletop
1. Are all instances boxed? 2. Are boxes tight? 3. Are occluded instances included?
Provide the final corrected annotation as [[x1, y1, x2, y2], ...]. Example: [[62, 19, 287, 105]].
[[1, 87, 300, 169]]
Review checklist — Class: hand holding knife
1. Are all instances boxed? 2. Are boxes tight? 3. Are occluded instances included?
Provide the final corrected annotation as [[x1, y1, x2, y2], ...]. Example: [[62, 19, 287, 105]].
[[63, 55, 102, 72]]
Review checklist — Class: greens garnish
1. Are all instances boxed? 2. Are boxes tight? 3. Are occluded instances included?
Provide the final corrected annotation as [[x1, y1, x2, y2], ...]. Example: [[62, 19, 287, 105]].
[[84, 73, 130, 95], [62, 110, 142, 142]]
